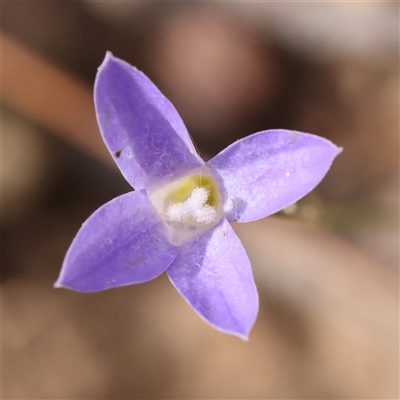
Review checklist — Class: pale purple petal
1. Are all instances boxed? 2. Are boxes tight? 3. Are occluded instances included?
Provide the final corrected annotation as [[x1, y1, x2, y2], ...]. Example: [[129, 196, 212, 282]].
[[94, 53, 204, 190], [208, 130, 342, 223], [167, 218, 258, 340], [55, 191, 178, 292]]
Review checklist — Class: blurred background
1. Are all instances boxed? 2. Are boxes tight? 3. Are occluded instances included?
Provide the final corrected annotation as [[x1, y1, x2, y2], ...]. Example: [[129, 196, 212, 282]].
[[2, 2, 399, 398]]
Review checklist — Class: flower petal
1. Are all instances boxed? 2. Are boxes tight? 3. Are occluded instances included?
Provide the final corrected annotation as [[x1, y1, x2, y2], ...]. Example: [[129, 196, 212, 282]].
[[94, 53, 204, 190], [208, 130, 342, 222], [167, 218, 258, 340], [55, 190, 178, 292]]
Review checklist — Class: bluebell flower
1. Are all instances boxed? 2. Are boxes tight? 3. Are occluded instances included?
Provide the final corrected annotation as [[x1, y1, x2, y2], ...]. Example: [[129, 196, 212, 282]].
[[55, 53, 341, 340]]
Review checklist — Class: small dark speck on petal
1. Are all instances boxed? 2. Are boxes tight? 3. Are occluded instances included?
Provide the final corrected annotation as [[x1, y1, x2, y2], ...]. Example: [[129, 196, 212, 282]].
[[289, 131, 300, 144], [115, 150, 122, 158], [104, 112, 111, 124], [124, 257, 144, 269]]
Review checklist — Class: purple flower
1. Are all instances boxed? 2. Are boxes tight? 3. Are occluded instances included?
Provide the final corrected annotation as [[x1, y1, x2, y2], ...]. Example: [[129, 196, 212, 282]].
[[55, 53, 341, 340]]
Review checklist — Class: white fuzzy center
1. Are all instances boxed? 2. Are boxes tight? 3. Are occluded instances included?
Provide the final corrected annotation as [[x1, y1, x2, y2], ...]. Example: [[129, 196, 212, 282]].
[[165, 187, 217, 224]]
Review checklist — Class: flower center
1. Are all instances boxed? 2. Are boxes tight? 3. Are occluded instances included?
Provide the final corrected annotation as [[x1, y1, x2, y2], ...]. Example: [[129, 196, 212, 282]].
[[165, 187, 217, 224], [147, 170, 222, 246]]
